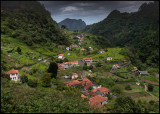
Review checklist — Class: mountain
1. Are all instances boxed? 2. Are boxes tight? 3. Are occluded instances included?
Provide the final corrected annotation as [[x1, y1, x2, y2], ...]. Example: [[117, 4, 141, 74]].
[[1, 1, 70, 46], [84, 1, 159, 69], [58, 18, 86, 31]]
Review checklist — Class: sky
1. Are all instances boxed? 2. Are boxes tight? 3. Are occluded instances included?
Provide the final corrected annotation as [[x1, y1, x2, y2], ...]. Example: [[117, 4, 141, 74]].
[[39, 1, 153, 25]]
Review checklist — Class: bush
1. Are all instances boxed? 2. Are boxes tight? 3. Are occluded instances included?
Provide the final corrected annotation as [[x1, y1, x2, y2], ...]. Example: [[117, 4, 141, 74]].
[[27, 79, 38, 88], [148, 84, 154, 92], [112, 86, 122, 95], [40, 73, 52, 87], [125, 85, 132, 90], [20, 75, 28, 83]]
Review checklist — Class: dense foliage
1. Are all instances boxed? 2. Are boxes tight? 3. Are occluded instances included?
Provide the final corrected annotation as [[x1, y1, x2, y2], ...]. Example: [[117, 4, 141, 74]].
[[1, 1, 70, 46], [85, 2, 159, 69]]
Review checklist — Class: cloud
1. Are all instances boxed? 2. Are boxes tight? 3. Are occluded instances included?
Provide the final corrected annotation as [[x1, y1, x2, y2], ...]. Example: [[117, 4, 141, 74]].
[[39, 1, 153, 25]]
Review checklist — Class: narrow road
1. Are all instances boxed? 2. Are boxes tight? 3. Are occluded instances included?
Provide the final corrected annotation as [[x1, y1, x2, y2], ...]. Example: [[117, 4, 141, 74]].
[[144, 83, 159, 101]]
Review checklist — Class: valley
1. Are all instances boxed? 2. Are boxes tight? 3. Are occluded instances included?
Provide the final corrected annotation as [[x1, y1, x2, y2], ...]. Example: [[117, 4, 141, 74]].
[[1, 1, 159, 113]]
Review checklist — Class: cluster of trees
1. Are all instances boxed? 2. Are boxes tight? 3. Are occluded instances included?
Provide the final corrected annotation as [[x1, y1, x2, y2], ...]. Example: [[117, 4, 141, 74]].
[[1, 1, 71, 47], [85, 1, 159, 69]]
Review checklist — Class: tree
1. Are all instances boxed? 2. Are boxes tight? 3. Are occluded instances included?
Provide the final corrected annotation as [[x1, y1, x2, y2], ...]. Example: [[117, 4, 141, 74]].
[[88, 86, 93, 91], [20, 75, 28, 83], [17, 47, 21, 54], [95, 62, 102, 67], [40, 73, 52, 87], [61, 25, 66, 29], [27, 79, 38, 88], [148, 84, 154, 91], [112, 86, 122, 95], [47, 61, 58, 79], [83, 62, 87, 70]]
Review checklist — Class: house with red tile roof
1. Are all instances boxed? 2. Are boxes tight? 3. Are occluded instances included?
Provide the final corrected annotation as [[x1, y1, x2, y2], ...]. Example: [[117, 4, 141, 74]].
[[89, 95, 108, 109], [83, 57, 92, 63], [99, 49, 105, 54], [81, 94, 87, 98], [58, 54, 65, 60], [107, 57, 112, 61], [66, 47, 70, 51], [64, 80, 81, 87], [92, 87, 110, 97], [80, 48, 86, 51], [70, 44, 78, 48], [112, 64, 120, 69], [7, 69, 20, 81]]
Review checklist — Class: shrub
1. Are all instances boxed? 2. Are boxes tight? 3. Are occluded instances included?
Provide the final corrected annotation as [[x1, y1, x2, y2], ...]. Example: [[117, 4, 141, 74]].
[[125, 85, 132, 90], [40, 73, 52, 87], [20, 75, 28, 83], [148, 84, 154, 92], [27, 79, 38, 88]]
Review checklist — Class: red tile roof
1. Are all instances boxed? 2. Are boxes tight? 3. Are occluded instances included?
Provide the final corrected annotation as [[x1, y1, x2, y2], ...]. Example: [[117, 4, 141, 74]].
[[7, 69, 19, 74], [81, 94, 86, 98], [89, 95, 107, 108], [83, 57, 92, 60], [80, 48, 85, 51], [64, 80, 81, 86], [58, 54, 64, 56], [72, 73, 78, 75], [96, 87, 110, 94]]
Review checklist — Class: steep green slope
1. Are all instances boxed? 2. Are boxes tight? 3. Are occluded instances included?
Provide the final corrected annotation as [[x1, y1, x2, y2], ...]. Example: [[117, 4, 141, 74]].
[[84, 1, 159, 69], [1, 1, 70, 46]]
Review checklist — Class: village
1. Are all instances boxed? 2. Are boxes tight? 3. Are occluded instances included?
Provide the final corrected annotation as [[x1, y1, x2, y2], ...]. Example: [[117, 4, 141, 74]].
[[5, 32, 158, 109]]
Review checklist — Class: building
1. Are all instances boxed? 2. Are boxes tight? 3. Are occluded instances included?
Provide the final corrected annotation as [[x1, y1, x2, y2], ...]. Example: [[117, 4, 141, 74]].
[[92, 87, 110, 97], [70, 44, 78, 48], [89, 95, 108, 109], [78, 37, 84, 42], [99, 50, 105, 54], [7, 68, 20, 81], [58, 54, 65, 60], [83, 57, 92, 63], [71, 61, 78, 66], [131, 67, 138, 72], [66, 47, 70, 51], [107, 57, 112, 61], [80, 48, 86, 51], [139, 71, 149, 75], [112, 64, 120, 69], [71, 73, 79, 79], [64, 80, 81, 87], [89, 47, 93, 50], [136, 82, 140, 86]]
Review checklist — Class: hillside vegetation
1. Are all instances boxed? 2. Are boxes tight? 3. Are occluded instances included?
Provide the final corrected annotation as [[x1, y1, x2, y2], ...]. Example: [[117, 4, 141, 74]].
[[85, 1, 159, 69]]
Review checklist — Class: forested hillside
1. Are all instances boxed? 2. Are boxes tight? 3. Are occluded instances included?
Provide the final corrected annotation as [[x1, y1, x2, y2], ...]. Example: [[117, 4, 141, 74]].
[[1, 1, 70, 46], [84, 1, 159, 69]]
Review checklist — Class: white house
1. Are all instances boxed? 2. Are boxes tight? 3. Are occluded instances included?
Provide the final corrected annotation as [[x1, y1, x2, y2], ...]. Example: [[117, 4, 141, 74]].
[[99, 50, 105, 54], [66, 47, 70, 51], [7, 68, 20, 81], [58, 54, 65, 60], [107, 57, 112, 61], [89, 47, 93, 50], [71, 73, 79, 79]]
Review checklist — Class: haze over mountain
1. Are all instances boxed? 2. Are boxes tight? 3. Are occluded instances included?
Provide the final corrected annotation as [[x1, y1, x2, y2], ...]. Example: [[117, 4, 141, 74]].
[[58, 18, 86, 31]]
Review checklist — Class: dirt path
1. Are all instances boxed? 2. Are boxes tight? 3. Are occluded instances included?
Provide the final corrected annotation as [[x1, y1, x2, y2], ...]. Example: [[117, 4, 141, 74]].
[[144, 83, 159, 101]]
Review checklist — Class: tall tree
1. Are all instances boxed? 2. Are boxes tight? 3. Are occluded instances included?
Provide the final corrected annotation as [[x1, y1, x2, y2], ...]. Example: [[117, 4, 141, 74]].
[[47, 61, 58, 78]]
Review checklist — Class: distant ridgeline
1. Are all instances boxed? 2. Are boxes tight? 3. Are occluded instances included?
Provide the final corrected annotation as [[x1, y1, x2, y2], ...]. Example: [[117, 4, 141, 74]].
[[1, 1, 70, 46], [58, 18, 86, 31], [84, 1, 159, 68]]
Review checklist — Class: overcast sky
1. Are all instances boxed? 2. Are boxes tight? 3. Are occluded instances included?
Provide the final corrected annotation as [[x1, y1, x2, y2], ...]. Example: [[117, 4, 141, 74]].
[[39, 1, 153, 25]]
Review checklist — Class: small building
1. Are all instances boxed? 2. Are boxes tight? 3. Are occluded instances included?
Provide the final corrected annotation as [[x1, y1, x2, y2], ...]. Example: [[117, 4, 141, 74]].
[[89, 47, 93, 50], [78, 37, 84, 42], [139, 71, 149, 75], [7, 69, 20, 81], [71, 61, 78, 66], [107, 57, 112, 61], [92, 87, 110, 97], [81, 94, 87, 98], [136, 82, 140, 86], [83, 57, 92, 63], [70, 44, 78, 48], [66, 47, 70, 51], [71, 73, 79, 79], [89, 95, 108, 109], [64, 80, 81, 87], [112, 64, 120, 69], [80, 48, 86, 51], [58, 54, 65, 60], [99, 50, 105, 54], [131, 67, 138, 72]]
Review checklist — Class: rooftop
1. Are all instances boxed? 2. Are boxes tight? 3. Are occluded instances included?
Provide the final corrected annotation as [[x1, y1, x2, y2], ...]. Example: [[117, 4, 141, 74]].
[[7, 69, 19, 74]]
